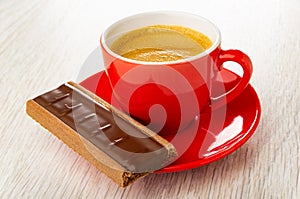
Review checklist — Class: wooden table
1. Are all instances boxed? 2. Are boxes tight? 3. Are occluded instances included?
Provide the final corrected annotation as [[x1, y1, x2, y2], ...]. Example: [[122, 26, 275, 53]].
[[1, 0, 299, 198]]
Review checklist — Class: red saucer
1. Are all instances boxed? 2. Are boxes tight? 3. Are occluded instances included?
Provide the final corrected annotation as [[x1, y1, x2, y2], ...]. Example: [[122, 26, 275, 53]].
[[80, 69, 261, 173]]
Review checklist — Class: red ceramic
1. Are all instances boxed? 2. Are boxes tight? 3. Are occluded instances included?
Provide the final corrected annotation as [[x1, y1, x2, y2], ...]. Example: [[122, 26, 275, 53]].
[[100, 11, 253, 136], [80, 69, 261, 173]]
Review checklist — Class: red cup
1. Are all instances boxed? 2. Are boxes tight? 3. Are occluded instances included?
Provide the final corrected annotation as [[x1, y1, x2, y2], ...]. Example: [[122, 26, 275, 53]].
[[100, 11, 252, 136]]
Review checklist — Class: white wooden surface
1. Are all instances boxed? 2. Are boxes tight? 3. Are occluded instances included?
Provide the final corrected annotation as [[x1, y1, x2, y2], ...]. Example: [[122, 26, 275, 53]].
[[1, 0, 299, 198]]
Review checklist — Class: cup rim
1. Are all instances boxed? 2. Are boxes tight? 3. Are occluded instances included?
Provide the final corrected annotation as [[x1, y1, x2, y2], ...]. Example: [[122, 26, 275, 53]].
[[101, 11, 221, 65]]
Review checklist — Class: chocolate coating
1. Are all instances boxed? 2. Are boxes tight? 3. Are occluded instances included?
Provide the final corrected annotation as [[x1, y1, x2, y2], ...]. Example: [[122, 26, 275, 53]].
[[33, 84, 169, 172]]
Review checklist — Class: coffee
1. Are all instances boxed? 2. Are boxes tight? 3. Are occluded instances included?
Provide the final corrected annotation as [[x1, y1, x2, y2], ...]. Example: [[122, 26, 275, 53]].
[[110, 25, 212, 62]]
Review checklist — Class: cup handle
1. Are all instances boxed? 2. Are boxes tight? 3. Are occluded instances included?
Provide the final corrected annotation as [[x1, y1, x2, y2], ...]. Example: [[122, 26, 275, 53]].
[[211, 49, 253, 109]]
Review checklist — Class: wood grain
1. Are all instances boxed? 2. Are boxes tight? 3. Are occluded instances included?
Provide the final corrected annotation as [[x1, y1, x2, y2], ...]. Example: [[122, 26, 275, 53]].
[[1, 0, 299, 198]]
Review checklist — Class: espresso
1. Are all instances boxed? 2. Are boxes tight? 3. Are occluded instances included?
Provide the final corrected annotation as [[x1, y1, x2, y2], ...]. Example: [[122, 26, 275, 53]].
[[110, 25, 213, 62]]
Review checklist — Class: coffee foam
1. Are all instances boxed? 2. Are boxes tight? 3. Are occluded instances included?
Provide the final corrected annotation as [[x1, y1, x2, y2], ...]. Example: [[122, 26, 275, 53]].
[[110, 25, 213, 62]]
